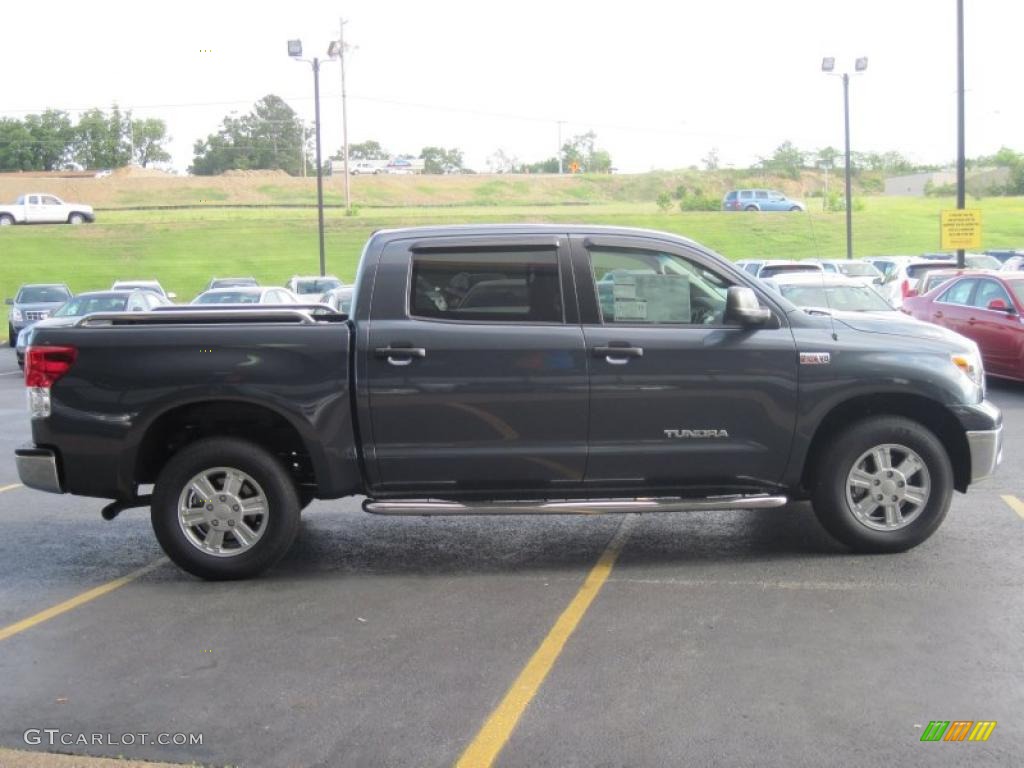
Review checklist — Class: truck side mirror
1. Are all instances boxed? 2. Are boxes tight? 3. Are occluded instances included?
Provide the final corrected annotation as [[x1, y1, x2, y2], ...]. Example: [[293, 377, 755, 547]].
[[725, 286, 772, 327]]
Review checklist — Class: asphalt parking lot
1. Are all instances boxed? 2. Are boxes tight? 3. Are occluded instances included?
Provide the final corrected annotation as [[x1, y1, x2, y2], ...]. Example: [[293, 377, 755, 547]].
[[0, 346, 1022, 768]]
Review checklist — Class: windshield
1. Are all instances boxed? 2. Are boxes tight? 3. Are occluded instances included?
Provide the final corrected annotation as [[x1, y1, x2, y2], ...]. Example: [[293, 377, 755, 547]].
[[16, 285, 71, 303], [294, 278, 341, 294], [52, 295, 128, 316], [965, 254, 1002, 270], [906, 263, 953, 279], [780, 284, 893, 312], [836, 262, 879, 277], [194, 291, 261, 304]]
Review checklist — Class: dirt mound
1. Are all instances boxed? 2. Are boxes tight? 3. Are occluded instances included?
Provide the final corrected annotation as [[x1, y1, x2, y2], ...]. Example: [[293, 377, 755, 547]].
[[221, 169, 291, 178], [111, 165, 172, 178]]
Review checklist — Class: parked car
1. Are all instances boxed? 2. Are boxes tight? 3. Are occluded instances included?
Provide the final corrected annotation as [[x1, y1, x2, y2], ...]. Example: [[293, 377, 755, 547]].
[[864, 257, 958, 306], [1001, 256, 1024, 272], [16, 225, 1002, 580], [15, 290, 170, 366], [0, 194, 95, 226], [902, 272, 1024, 382], [6, 284, 73, 346], [350, 161, 386, 175], [920, 252, 1003, 270], [191, 286, 300, 305], [917, 268, 999, 298], [206, 277, 259, 290], [808, 259, 885, 286], [320, 285, 354, 314], [285, 276, 343, 297], [722, 189, 805, 212], [111, 280, 176, 301], [762, 273, 897, 317], [755, 260, 824, 279], [984, 249, 1024, 264], [734, 259, 769, 276]]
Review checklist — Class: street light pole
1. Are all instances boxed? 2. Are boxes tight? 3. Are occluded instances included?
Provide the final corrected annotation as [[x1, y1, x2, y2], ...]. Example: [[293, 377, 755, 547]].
[[335, 19, 351, 213], [557, 120, 564, 174], [842, 73, 853, 261], [822, 56, 867, 260], [312, 57, 326, 277], [289, 39, 337, 277]]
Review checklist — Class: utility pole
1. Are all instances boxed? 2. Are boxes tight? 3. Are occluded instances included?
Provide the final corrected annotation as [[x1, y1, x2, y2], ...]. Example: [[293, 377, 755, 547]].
[[557, 120, 565, 174], [339, 17, 351, 213], [956, 0, 966, 269]]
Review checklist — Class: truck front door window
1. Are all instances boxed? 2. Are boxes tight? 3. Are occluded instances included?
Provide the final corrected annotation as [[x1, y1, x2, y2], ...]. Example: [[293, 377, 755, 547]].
[[589, 248, 731, 325]]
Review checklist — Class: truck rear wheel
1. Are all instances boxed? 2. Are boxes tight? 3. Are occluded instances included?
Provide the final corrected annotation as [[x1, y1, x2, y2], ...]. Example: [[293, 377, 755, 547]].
[[151, 437, 300, 580], [811, 416, 953, 553]]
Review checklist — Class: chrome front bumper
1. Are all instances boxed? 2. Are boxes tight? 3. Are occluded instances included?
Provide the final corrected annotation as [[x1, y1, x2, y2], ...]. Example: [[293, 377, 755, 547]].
[[966, 425, 1003, 484], [14, 446, 64, 494]]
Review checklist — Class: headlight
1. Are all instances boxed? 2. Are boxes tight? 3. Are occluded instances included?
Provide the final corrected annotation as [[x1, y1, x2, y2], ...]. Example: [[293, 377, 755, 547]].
[[951, 350, 984, 390], [11, 308, 22, 322]]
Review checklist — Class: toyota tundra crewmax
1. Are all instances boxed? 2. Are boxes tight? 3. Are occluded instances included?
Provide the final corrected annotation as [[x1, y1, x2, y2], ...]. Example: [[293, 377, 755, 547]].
[[15, 225, 1003, 579]]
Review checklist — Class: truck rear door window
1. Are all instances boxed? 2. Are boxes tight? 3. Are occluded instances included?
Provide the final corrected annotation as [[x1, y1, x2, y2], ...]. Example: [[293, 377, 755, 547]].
[[410, 251, 563, 322]]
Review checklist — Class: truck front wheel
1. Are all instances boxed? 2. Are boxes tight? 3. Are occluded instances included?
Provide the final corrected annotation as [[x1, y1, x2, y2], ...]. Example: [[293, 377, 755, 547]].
[[811, 417, 953, 553], [151, 437, 301, 580]]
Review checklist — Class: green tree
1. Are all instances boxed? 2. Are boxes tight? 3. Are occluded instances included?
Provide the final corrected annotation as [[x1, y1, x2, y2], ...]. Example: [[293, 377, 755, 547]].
[[0, 118, 35, 171], [560, 130, 613, 173], [815, 146, 839, 170], [767, 141, 806, 179], [191, 95, 306, 175], [420, 146, 464, 174], [131, 118, 171, 167], [72, 108, 114, 169], [24, 110, 74, 170], [348, 140, 388, 160], [702, 147, 720, 171]]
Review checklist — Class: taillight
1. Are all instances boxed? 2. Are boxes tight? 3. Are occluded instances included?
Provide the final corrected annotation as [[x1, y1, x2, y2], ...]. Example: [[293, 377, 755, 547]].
[[25, 345, 77, 388], [25, 345, 76, 418]]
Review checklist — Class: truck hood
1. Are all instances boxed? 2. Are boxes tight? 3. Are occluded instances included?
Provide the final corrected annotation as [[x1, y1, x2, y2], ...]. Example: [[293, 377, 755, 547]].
[[833, 311, 973, 348], [15, 301, 67, 313]]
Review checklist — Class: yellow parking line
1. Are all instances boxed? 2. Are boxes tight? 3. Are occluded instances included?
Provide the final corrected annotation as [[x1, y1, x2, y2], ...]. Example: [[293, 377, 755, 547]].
[[0, 559, 166, 643], [1001, 495, 1024, 521], [0, 483, 22, 493], [455, 518, 635, 768]]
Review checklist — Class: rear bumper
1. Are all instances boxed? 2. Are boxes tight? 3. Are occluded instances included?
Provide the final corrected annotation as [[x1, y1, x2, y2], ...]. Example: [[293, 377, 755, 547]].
[[966, 426, 1003, 484], [15, 446, 64, 494]]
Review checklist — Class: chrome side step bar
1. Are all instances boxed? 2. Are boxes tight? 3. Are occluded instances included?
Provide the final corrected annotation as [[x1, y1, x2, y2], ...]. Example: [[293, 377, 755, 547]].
[[363, 494, 788, 516]]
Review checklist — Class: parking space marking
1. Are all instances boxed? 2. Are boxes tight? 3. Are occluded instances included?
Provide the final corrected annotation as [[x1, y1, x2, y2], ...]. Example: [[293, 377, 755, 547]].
[[455, 517, 635, 768], [0, 483, 22, 493], [0, 370, 23, 377], [1001, 495, 1024, 521], [0, 559, 166, 643]]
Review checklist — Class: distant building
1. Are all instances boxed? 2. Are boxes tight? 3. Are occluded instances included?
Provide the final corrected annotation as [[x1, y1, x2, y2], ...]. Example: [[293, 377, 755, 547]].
[[884, 167, 1009, 196]]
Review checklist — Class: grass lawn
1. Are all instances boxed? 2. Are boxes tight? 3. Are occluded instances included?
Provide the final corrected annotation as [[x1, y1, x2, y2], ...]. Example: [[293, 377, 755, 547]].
[[2, 195, 1023, 304]]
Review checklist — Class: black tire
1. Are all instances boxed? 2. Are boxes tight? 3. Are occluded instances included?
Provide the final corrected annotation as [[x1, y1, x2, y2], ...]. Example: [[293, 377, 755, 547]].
[[151, 437, 301, 580], [789, 205, 801, 212], [0, 214, 14, 226], [812, 416, 953, 553], [744, 205, 758, 211], [7, 325, 15, 348], [68, 213, 84, 225]]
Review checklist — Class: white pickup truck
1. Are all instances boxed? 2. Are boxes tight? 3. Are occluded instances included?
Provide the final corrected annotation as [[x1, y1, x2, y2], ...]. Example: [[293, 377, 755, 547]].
[[0, 193, 95, 226]]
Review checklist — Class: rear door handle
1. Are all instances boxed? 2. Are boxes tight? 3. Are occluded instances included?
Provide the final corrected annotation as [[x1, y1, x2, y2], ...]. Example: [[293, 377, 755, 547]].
[[375, 346, 427, 366], [933, 311, 944, 319], [968, 317, 978, 325], [592, 345, 643, 364]]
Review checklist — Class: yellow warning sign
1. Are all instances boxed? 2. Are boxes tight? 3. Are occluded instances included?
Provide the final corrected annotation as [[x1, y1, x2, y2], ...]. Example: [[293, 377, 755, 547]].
[[940, 209, 982, 250]]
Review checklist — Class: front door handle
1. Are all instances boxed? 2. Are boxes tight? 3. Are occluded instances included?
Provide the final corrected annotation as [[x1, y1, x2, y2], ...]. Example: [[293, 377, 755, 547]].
[[592, 345, 643, 364], [933, 311, 944, 319], [375, 346, 427, 366], [968, 317, 978, 325]]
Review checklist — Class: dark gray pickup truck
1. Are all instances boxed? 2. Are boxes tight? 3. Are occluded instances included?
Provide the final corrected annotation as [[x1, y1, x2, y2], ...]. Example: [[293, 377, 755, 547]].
[[15, 225, 1003, 579]]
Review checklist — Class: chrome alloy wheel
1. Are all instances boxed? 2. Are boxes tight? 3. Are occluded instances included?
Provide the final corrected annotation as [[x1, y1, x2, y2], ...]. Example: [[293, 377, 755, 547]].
[[845, 443, 931, 531], [177, 467, 269, 557]]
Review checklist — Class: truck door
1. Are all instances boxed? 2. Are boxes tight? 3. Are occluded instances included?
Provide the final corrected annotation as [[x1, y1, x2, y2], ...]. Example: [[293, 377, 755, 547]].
[[25, 195, 46, 223], [40, 195, 66, 223], [571, 234, 799, 491], [361, 235, 589, 494]]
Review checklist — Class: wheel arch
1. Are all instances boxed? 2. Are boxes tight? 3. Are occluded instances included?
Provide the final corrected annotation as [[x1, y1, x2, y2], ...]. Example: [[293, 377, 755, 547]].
[[132, 398, 323, 498], [801, 393, 971, 493]]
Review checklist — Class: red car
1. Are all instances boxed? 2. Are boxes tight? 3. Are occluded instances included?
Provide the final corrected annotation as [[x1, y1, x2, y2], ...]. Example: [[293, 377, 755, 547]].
[[902, 272, 1024, 381]]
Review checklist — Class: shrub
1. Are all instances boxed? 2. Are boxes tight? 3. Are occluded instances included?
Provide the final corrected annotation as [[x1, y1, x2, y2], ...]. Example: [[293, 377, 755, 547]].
[[656, 192, 673, 212]]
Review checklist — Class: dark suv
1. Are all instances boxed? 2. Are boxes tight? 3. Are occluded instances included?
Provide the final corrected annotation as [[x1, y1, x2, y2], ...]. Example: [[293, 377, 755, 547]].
[[6, 283, 72, 346]]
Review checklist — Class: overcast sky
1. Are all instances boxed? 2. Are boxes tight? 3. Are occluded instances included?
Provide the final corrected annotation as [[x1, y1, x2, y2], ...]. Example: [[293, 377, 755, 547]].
[[2, 0, 1019, 173]]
